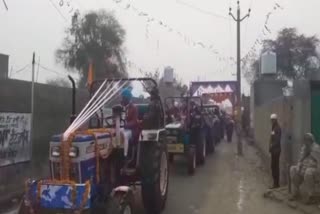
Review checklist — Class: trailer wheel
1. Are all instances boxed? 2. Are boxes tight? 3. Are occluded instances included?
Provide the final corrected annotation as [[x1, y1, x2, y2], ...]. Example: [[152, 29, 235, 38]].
[[140, 142, 169, 214]]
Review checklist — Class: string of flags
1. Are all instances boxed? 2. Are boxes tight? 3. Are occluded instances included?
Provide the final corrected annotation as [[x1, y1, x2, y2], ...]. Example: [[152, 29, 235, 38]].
[[56, 0, 77, 15], [241, 1, 284, 64], [241, 1, 284, 82], [110, 0, 236, 66], [50, 0, 284, 76]]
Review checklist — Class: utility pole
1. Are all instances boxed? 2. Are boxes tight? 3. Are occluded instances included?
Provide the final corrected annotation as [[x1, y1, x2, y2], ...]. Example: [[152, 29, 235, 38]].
[[229, 1, 250, 156], [31, 52, 35, 159]]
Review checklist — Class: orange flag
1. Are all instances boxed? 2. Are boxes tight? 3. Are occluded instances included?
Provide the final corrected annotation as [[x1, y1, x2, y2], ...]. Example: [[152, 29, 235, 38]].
[[87, 62, 94, 88]]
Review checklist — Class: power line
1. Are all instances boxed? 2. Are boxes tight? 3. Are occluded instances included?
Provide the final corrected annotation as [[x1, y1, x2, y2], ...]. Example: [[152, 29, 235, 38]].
[[11, 64, 30, 76], [243, 0, 254, 56], [175, 0, 229, 20], [38, 63, 68, 77], [37, 63, 80, 81], [48, 0, 68, 22]]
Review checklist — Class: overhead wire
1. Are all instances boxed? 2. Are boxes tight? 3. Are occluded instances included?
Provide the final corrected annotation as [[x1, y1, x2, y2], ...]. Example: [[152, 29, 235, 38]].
[[175, 0, 229, 20], [10, 64, 30, 77], [110, 0, 234, 65], [228, 0, 234, 73], [243, 0, 254, 50]]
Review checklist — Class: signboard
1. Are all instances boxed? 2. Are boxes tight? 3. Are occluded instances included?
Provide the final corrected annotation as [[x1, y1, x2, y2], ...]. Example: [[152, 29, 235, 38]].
[[0, 113, 31, 166]]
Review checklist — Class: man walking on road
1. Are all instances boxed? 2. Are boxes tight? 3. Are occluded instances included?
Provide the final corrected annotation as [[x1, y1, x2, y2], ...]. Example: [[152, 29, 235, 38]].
[[269, 113, 281, 189]]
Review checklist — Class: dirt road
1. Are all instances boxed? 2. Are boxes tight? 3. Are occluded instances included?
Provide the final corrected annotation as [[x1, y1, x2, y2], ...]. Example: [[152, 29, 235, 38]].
[[163, 141, 300, 214]]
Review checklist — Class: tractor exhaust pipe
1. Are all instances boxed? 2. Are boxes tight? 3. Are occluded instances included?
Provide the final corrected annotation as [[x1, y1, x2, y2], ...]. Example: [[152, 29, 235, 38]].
[[68, 75, 76, 124]]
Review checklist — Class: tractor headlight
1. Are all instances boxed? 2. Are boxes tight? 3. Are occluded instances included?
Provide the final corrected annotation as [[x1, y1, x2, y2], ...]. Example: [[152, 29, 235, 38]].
[[69, 146, 79, 158], [51, 146, 60, 157]]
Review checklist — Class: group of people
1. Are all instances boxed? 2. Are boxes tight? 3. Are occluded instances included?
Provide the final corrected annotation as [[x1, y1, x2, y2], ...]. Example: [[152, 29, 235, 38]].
[[268, 113, 320, 204]]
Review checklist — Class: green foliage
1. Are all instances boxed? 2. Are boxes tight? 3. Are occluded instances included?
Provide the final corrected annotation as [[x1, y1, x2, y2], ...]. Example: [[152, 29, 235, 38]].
[[248, 28, 320, 81], [56, 10, 127, 87]]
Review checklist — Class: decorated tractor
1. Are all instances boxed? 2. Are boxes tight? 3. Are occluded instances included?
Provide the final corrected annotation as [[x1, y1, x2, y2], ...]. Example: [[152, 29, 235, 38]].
[[164, 96, 206, 175], [19, 77, 169, 214]]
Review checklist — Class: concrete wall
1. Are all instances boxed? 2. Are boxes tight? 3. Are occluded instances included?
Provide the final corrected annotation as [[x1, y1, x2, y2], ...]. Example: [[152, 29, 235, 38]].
[[252, 79, 313, 185], [253, 96, 293, 184], [291, 80, 311, 163], [0, 79, 88, 199], [0, 54, 9, 80], [253, 79, 287, 106]]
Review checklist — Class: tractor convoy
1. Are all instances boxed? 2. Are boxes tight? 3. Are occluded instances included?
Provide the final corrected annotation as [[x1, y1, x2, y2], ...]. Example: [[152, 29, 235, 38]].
[[18, 77, 226, 214]]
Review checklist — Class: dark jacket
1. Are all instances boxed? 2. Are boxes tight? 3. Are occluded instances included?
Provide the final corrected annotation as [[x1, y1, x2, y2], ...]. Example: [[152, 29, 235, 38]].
[[269, 122, 281, 154], [124, 102, 140, 144], [143, 99, 162, 129]]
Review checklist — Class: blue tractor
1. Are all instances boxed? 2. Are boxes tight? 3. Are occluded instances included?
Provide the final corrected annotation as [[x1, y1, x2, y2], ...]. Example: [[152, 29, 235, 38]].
[[19, 78, 169, 214], [164, 96, 206, 175]]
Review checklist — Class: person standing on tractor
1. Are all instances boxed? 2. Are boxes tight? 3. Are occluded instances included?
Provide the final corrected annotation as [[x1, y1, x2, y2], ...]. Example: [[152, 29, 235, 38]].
[[143, 87, 162, 129], [121, 88, 139, 145]]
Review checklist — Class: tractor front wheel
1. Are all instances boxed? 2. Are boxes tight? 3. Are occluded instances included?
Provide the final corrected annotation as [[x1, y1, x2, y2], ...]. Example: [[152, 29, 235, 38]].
[[140, 142, 169, 214], [106, 191, 135, 214]]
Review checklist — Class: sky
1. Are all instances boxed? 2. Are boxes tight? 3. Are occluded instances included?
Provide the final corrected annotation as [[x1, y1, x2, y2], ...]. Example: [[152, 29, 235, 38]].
[[0, 0, 320, 94]]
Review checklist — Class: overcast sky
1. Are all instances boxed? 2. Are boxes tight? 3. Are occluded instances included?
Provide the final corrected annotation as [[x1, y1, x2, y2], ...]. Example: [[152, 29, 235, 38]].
[[0, 0, 319, 93]]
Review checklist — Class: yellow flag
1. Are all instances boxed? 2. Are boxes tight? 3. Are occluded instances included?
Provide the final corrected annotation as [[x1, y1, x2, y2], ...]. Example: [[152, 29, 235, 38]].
[[87, 62, 93, 88]]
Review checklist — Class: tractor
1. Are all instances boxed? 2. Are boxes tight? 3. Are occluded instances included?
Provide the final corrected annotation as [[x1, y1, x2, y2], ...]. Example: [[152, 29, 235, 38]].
[[164, 96, 206, 175], [19, 77, 169, 214]]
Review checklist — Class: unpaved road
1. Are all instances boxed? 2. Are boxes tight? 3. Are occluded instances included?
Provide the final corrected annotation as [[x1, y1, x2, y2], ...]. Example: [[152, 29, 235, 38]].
[[2, 140, 300, 214], [162, 141, 300, 214]]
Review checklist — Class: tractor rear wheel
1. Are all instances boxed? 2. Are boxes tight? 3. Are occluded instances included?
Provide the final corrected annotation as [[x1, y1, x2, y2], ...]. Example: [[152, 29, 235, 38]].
[[140, 142, 169, 214], [206, 132, 215, 154], [196, 133, 206, 165], [168, 154, 174, 163]]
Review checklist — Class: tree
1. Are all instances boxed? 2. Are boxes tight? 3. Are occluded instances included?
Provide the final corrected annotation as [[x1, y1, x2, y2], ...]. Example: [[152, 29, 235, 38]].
[[46, 77, 71, 88], [247, 28, 320, 81], [56, 10, 127, 88]]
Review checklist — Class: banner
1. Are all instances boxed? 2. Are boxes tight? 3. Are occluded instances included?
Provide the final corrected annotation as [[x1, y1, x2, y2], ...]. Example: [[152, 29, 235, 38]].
[[190, 81, 238, 106], [0, 113, 31, 166]]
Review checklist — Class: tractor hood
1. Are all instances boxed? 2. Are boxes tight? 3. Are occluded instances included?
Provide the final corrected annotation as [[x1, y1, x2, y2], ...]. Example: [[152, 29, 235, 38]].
[[51, 133, 112, 143], [165, 122, 183, 129]]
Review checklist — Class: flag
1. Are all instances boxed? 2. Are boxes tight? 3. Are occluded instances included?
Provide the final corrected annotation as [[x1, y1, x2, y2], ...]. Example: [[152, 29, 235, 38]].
[[87, 62, 94, 88]]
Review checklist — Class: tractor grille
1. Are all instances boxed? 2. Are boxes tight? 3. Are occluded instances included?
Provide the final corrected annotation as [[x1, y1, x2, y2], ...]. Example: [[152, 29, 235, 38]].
[[52, 162, 80, 182]]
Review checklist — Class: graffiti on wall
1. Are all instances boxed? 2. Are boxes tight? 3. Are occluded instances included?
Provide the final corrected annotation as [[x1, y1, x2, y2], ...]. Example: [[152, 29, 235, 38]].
[[0, 113, 31, 166]]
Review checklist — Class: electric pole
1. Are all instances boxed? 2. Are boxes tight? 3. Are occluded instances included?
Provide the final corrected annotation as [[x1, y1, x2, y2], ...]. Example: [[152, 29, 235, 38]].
[[31, 52, 35, 159], [229, 1, 250, 156]]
